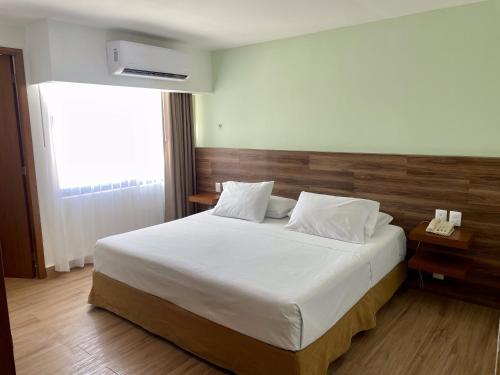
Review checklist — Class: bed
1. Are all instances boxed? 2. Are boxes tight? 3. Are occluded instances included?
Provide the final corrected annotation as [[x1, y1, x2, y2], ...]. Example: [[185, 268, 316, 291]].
[[89, 211, 407, 374]]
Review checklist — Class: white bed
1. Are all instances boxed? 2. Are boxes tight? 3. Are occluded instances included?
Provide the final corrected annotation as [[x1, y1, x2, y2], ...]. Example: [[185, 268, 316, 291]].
[[94, 211, 406, 351]]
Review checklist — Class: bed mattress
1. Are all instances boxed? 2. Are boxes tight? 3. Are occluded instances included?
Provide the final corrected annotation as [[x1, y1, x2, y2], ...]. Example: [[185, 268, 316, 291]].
[[94, 212, 406, 351]]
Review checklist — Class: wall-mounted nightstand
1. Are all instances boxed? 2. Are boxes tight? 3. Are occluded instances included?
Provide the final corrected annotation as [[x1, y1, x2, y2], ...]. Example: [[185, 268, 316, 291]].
[[188, 192, 220, 211], [408, 223, 474, 286], [407, 223, 500, 308], [408, 223, 474, 285]]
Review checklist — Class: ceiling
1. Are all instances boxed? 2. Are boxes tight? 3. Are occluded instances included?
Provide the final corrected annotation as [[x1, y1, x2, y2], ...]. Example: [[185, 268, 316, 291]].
[[0, 0, 484, 50]]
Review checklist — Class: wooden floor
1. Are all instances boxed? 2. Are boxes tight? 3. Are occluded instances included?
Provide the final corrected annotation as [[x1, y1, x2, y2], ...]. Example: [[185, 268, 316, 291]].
[[5, 266, 499, 375]]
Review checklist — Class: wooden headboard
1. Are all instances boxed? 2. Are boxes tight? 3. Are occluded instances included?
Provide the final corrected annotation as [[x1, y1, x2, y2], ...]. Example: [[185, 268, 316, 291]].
[[196, 147, 500, 280]]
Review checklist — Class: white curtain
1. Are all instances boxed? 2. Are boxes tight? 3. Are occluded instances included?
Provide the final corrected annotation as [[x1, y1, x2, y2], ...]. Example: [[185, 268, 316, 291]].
[[37, 82, 165, 272]]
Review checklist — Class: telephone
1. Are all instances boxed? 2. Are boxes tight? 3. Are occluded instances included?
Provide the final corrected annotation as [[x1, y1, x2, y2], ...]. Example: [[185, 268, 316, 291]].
[[425, 219, 454, 236]]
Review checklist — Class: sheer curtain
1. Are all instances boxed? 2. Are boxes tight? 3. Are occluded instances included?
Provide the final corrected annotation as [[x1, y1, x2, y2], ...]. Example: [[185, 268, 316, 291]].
[[37, 82, 165, 272]]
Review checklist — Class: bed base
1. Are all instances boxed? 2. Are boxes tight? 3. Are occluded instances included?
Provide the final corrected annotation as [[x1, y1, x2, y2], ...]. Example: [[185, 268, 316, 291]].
[[88, 262, 406, 375]]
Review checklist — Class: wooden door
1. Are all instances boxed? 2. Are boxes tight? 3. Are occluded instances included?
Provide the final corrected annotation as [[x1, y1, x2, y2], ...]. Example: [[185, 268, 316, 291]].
[[0, 54, 35, 278]]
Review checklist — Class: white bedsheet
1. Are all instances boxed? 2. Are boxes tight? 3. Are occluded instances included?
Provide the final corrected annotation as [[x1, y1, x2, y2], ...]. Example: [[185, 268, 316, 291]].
[[94, 212, 406, 351]]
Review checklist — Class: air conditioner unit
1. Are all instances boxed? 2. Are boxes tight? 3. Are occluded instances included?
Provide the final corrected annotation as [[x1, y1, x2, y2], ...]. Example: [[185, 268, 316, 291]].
[[107, 40, 190, 81]]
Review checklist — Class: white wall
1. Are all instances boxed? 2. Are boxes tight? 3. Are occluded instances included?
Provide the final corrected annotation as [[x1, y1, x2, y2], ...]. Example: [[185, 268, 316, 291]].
[[26, 87, 55, 267], [26, 19, 213, 93], [0, 22, 26, 48]]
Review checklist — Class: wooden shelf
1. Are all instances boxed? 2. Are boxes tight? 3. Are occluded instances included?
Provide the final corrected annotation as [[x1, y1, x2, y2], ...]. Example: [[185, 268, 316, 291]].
[[408, 252, 472, 280], [188, 192, 220, 206], [409, 223, 474, 250]]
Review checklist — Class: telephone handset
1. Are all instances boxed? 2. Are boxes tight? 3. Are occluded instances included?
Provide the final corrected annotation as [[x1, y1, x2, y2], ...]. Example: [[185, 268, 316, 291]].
[[425, 219, 454, 236]]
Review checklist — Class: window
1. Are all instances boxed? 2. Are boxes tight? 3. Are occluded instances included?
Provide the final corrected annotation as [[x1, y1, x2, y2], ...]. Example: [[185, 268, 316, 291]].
[[40, 82, 164, 194]]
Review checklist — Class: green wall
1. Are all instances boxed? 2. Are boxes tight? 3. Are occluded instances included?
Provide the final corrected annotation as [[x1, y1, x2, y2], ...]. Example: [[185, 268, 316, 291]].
[[195, 1, 500, 157]]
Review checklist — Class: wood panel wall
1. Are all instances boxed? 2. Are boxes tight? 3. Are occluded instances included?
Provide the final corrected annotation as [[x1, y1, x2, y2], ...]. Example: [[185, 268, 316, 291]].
[[196, 147, 500, 280]]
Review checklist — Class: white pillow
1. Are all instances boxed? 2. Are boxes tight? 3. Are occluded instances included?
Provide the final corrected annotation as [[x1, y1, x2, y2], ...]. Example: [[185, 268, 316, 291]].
[[265, 196, 297, 219], [211, 181, 274, 223], [364, 204, 381, 239], [285, 192, 380, 244], [376, 212, 393, 229]]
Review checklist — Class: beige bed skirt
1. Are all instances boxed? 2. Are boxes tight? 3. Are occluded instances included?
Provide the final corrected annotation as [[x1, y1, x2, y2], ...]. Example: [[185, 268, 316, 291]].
[[88, 262, 407, 375]]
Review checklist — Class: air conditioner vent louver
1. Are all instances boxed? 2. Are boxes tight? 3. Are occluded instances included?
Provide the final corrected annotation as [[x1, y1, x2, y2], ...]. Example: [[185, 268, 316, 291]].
[[107, 41, 190, 82], [122, 68, 188, 80]]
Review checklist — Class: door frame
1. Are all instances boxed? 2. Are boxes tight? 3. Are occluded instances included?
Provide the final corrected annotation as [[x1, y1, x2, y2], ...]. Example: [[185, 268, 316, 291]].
[[0, 46, 46, 279]]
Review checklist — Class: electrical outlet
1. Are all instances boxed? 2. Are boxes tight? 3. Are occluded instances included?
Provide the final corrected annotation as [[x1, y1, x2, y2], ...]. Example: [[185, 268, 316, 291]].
[[215, 182, 222, 193], [449, 211, 462, 227], [435, 209, 447, 221]]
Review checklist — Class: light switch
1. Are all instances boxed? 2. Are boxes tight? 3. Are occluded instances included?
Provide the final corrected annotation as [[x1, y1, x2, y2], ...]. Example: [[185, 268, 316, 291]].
[[449, 211, 462, 227], [215, 182, 222, 193], [435, 209, 447, 221]]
